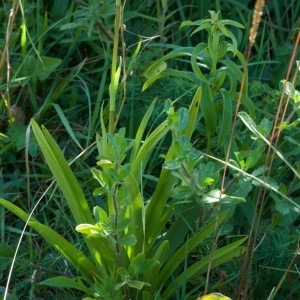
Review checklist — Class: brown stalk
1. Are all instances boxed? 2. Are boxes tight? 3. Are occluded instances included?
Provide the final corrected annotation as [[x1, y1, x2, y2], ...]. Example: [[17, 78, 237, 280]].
[[207, 3, 267, 294], [229, 2, 300, 298], [221, 0, 266, 200], [0, 1, 20, 118], [219, 0, 266, 298], [235, 1, 266, 298], [240, 29, 300, 300]]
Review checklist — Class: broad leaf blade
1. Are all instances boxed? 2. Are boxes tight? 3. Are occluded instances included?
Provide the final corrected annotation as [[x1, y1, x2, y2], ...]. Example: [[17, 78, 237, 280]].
[[40, 276, 91, 293], [31, 119, 93, 225], [218, 90, 232, 148]]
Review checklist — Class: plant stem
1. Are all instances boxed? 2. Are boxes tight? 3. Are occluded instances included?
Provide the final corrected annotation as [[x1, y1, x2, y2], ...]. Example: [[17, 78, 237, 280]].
[[109, 1, 121, 134], [112, 182, 129, 299], [112, 186, 123, 266]]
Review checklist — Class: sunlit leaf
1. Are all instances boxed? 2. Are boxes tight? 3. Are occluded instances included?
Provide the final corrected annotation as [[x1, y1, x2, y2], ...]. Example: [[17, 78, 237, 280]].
[[197, 292, 232, 300], [40, 276, 91, 294], [144, 61, 167, 79]]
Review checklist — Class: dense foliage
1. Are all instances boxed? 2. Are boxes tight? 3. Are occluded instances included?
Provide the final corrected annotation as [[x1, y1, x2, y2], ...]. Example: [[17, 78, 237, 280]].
[[0, 0, 299, 299]]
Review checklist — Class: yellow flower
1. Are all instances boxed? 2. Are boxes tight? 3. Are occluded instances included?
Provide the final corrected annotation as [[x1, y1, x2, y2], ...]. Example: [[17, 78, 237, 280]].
[[197, 292, 232, 300]]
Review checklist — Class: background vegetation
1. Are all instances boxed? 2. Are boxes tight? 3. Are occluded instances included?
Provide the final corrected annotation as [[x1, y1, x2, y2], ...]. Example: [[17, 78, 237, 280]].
[[0, 0, 300, 299]]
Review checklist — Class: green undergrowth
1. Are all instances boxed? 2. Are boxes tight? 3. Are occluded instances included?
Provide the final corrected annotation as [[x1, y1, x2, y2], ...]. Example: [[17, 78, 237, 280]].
[[0, 0, 300, 299]]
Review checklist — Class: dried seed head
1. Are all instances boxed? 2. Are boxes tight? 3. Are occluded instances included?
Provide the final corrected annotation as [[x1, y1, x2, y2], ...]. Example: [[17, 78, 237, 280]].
[[249, 0, 266, 47]]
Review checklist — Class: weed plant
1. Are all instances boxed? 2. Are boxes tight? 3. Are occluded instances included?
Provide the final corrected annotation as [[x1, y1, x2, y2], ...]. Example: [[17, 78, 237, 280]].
[[0, 0, 300, 299]]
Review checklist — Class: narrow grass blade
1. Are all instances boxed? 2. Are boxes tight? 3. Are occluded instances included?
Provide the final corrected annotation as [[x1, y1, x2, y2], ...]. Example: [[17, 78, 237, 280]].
[[239, 112, 300, 182], [53, 103, 83, 150], [131, 120, 171, 182], [161, 237, 247, 299], [158, 210, 230, 286], [130, 98, 157, 162]]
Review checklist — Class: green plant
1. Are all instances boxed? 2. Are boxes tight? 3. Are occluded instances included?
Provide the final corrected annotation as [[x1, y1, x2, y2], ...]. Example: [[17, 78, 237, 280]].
[[0, 5, 251, 297], [0, 9, 253, 298], [0, 92, 247, 299], [143, 10, 254, 153], [141, 7, 300, 299], [2, 0, 299, 298]]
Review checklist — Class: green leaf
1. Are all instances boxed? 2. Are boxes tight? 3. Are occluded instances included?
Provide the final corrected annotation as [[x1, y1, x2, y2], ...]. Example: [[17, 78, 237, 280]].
[[40, 276, 91, 294], [31, 119, 93, 225], [53, 103, 83, 150], [26, 55, 62, 81], [76, 224, 102, 235], [218, 90, 232, 148], [130, 99, 157, 161], [258, 118, 273, 137], [191, 43, 210, 83], [143, 69, 200, 90], [123, 172, 143, 257], [177, 107, 189, 132], [219, 19, 245, 29], [93, 186, 107, 196], [8, 124, 38, 156], [274, 197, 291, 216], [201, 84, 217, 136], [130, 120, 170, 182], [130, 253, 145, 274], [170, 186, 193, 199], [141, 258, 158, 273], [30, 119, 110, 274], [130, 253, 158, 275], [142, 240, 167, 288], [215, 68, 227, 87], [180, 20, 211, 32], [217, 42, 229, 59], [144, 61, 167, 79], [94, 206, 109, 223], [142, 47, 201, 90], [145, 87, 202, 253], [208, 33, 219, 67], [117, 267, 129, 279], [231, 177, 253, 199], [119, 233, 137, 246], [127, 280, 148, 290]]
